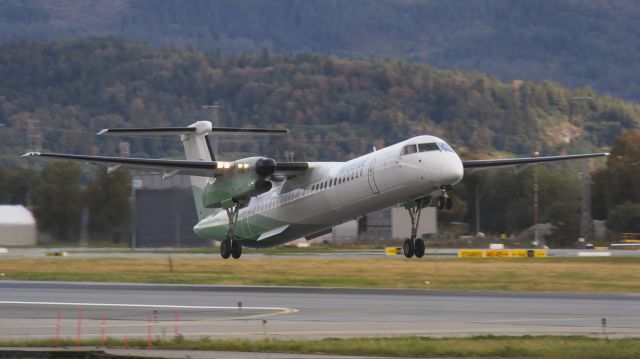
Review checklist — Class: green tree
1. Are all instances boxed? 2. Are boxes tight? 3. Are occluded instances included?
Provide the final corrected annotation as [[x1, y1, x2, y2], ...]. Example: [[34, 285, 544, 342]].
[[30, 162, 83, 241], [85, 169, 132, 242], [607, 202, 640, 233], [544, 201, 581, 248], [593, 129, 640, 223]]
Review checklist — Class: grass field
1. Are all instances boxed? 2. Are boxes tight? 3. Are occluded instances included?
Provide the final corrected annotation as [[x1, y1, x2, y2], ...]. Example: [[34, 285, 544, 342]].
[[3, 336, 639, 358], [1, 257, 640, 292]]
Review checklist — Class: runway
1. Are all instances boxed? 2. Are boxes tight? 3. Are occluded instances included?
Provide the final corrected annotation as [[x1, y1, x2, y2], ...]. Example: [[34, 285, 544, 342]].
[[1, 281, 639, 341]]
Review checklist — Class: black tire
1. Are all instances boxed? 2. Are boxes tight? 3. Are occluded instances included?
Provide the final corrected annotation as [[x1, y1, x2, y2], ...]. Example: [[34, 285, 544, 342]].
[[220, 240, 231, 259], [437, 196, 445, 210], [231, 240, 242, 259], [445, 196, 453, 209], [414, 238, 425, 258], [403, 238, 414, 258]]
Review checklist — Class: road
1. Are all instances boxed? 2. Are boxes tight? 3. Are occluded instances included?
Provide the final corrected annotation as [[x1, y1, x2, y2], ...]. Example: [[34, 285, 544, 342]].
[[0, 281, 639, 341]]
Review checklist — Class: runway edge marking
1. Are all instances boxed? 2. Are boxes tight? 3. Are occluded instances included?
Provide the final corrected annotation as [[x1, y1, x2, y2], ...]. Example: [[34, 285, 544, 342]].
[[0, 301, 298, 314]]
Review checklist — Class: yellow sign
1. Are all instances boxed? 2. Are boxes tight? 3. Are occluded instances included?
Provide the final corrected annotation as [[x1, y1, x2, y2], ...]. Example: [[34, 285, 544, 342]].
[[458, 250, 484, 258], [458, 249, 546, 258], [385, 247, 399, 256]]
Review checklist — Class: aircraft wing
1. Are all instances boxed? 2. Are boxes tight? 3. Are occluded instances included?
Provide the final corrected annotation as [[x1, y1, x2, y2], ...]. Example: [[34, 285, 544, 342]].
[[462, 152, 609, 173], [21, 152, 309, 178]]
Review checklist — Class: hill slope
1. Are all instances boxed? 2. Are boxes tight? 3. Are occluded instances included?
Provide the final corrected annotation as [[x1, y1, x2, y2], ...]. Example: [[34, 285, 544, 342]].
[[1, 0, 640, 100], [0, 38, 638, 165]]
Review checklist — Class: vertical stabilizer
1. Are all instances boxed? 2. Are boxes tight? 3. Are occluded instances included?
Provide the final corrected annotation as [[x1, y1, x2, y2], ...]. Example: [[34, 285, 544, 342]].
[[180, 121, 217, 220]]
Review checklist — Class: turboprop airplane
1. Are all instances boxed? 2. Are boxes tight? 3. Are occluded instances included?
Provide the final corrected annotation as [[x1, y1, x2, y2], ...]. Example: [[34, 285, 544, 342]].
[[22, 121, 608, 259]]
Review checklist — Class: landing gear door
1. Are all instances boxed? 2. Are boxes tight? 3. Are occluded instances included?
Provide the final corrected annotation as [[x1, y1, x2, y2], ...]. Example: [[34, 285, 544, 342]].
[[368, 159, 380, 194]]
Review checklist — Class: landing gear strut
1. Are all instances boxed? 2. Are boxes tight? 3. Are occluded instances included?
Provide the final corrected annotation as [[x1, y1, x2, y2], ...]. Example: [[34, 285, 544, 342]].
[[220, 201, 243, 259], [436, 187, 453, 210], [404, 198, 426, 258]]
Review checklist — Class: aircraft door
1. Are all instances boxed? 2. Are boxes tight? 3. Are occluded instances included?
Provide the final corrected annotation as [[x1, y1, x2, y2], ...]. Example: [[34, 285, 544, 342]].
[[367, 159, 380, 194]]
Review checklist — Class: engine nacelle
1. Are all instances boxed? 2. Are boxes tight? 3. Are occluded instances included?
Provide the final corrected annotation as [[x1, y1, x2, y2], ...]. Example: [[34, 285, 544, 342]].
[[202, 157, 276, 208]]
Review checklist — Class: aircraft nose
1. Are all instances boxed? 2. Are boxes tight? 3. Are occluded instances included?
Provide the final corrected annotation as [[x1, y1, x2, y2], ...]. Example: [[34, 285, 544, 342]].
[[441, 155, 464, 185]]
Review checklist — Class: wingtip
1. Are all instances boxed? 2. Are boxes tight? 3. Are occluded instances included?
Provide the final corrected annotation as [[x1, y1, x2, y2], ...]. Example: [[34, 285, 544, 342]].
[[97, 129, 108, 135], [21, 152, 40, 158]]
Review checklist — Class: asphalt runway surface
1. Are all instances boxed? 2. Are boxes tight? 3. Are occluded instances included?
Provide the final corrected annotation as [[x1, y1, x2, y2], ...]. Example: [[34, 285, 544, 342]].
[[1, 281, 639, 341]]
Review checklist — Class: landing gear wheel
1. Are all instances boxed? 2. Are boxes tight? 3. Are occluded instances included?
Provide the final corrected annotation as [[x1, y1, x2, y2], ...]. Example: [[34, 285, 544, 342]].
[[414, 238, 425, 258], [437, 196, 445, 210], [445, 196, 453, 210], [221, 200, 243, 259], [231, 240, 242, 259], [403, 238, 415, 258], [220, 240, 231, 259]]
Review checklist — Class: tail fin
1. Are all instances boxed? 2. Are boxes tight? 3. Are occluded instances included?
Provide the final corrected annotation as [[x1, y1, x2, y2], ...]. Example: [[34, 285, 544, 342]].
[[99, 121, 288, 220]]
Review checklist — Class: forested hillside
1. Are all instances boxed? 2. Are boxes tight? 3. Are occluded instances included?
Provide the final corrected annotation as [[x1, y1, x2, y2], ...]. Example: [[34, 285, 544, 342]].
[[2, 0, 640, 100], [1, 38, 638, 242], [1, 38, 639, 167]]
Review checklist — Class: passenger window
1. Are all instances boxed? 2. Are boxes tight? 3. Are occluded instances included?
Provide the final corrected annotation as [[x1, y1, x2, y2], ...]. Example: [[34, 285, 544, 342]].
[[401, 144, 417, 155]]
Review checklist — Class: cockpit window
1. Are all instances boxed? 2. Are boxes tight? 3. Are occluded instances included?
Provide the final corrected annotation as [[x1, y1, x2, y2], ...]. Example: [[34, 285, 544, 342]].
[[437, 142, 456, 153], [401, 144, 417, 155], [418, 143, 439, 152]]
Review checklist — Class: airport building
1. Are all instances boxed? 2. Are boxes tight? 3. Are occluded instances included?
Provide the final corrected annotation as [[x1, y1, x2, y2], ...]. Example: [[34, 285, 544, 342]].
[[320, 206, 437, 243], [132, 175, 207, 248], [0, 205, 37, 246]]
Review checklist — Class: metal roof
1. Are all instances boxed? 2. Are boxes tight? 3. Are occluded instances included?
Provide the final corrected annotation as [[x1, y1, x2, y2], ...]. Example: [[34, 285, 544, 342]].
[[0, 205, 36, 225]]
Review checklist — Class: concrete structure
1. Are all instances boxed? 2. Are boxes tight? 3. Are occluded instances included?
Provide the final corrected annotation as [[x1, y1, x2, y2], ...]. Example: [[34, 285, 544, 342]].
[[312, 206, 437, 244], [0, 205, 37, 246]]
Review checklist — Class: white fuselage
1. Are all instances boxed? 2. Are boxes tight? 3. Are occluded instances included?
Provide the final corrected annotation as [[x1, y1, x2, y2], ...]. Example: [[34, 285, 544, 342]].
[[194, 135, 463, 247]]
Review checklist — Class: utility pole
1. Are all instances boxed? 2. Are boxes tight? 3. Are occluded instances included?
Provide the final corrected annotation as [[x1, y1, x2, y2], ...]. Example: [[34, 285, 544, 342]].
[[569, 95, 594, 246], [26, 118, 42, 152], [533, 150, 541, 247], [475, 184, 481, 236], [578, 169, 593, 246]]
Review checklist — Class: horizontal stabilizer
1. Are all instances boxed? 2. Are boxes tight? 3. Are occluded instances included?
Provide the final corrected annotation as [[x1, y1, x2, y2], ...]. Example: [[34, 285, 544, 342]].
[[98, 127, 197, 136], [211, 127, 288, 134], [98, 121, 288, 136]]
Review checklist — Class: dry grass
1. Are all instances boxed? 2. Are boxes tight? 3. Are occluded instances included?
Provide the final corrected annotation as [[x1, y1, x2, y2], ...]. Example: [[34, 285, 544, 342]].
[[4, 335, 640, 358], [1, 257, 640, 292]]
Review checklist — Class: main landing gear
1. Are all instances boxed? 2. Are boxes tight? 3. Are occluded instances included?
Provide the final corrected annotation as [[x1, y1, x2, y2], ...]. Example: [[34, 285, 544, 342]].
[[403, 198, 426, 258], [220, 201, 243, 259]]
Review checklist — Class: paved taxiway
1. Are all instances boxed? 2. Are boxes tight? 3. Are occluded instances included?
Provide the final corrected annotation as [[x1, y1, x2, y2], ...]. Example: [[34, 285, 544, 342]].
[[1, 281, 639, 341]]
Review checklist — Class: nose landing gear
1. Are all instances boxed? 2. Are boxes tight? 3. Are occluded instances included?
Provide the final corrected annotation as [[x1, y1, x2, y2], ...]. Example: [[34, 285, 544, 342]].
[[436, 186, 453, 210]]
